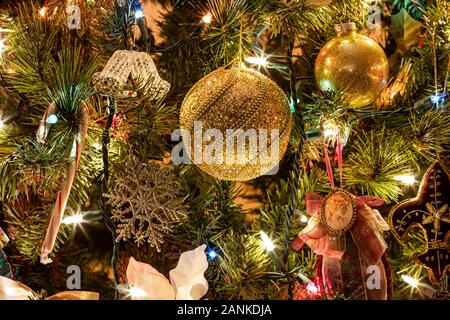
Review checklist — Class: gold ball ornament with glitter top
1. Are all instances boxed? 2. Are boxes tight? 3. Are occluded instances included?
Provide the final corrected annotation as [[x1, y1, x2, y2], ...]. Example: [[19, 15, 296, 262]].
[[179, 64, 292, 181], [315, 23, 389, 108]]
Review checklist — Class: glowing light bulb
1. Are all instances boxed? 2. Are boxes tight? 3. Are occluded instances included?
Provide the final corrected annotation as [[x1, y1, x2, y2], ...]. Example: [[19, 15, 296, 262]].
[[289, 98, 296, 113], [128, 286, 147, 298], [39, 7, 47, 18], [300, 215, 308, 223], [0, 39, 5, 55], [394, 175, 415, 185], [306, 281, 319, 294], [135, 10, 144, 19], [320, 79, 333, 91], [430, 93, 447, 106], [46, 114, 58, 124], [207, 248, 218, 260], [401, 275, 419, 288], [323, 121, 339, 137], [260, 231, 275, 252], [244, 56, 267, 67], [61, 214, 84, 225], [202, 12, 212, 24]]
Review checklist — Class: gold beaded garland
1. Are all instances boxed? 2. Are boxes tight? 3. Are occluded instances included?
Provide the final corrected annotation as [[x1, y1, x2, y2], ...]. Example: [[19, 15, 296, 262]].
[[179, 64, 292, 181], [315, 23, 389, 108]]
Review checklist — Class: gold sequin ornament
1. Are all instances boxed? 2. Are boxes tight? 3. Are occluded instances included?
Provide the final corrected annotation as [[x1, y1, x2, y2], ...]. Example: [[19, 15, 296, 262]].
[[315, 23, 389, 108], [179, 64, 292, 181]]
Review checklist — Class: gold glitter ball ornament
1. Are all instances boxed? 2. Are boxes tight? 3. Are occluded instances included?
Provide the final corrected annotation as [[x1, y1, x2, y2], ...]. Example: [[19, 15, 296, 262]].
[[315, 23, 389, 108], [179, 64, 292, 181]]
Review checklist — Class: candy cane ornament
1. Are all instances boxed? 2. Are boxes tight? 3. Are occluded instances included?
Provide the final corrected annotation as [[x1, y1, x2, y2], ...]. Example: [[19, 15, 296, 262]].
[[37, 102, 89, 264]]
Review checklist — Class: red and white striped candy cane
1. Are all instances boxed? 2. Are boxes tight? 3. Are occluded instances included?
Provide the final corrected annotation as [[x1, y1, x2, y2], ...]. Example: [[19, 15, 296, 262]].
[[37, 102, 89, 264]]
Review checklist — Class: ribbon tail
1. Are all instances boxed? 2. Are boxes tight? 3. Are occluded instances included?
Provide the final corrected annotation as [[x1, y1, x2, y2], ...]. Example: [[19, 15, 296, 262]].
[[357, 249, 388, 300], [350, 214, 388, 300], [305, 193, 323, 216], [0, 276, 34, 300], [322, 255, 343, 298], [293, 216, 344, 259], [46, 291, 99, 300]]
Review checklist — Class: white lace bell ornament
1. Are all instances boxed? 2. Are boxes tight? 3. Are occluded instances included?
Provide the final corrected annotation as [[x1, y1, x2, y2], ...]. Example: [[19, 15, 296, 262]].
[[95, 50, 170, 100], [94, 50, 134, 96], [130, 51, 170, 100]]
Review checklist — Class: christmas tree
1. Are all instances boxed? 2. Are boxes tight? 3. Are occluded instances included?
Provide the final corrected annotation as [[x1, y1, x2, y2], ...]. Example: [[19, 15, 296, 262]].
[[0, 0, 449, 301]]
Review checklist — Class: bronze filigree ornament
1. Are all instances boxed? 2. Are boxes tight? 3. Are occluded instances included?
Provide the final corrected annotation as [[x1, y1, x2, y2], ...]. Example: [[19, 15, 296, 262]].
[[389, 160, 450, 284]]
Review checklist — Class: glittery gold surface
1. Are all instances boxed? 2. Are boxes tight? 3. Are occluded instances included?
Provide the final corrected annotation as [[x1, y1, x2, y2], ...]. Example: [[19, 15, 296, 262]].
[[180, 65, 292, 181], [315, 23, 389, 108]]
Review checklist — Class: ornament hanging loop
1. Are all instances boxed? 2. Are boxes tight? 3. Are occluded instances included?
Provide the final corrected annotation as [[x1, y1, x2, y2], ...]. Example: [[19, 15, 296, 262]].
[[323, 128, 344, 190]]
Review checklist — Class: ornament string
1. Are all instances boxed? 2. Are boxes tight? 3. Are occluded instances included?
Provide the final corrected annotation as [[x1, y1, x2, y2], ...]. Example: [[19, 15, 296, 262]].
[[38, 102, 89, 265], [323, 130, 344, 190], [337, 131, 343, 187], [323, 141, 335, 189], [283, 33, 307, 299], [100, 100, 121, 299]]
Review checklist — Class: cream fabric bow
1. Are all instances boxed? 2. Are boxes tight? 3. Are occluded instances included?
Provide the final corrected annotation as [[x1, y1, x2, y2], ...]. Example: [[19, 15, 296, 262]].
[[125, 245, 209, 300], [0, 276, 99, 300]]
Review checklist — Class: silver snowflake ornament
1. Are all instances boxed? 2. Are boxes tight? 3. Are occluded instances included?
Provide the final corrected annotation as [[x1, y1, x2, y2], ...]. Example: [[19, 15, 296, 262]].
[[104, 157, 185, 251]]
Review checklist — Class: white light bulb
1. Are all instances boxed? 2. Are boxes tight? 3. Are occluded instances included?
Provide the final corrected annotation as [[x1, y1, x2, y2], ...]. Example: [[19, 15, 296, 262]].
[[46, 114, 58, 124], [135, 10, 144, 19], [324, 128, 338, 137], [306, 281, 319, 294], [202, 12, 212, 24], [39, 7, 47, 18], [244, 56, 267, 66], [300, 215, 308, 223], [394, 175, 415, 185], [0, 39, 5, 55], [260, 231, 275, 252], [401, 275, 419, 288], [61, 214, 84, 225], [207, 248, 218, 259], [323, 121, 339, 137]]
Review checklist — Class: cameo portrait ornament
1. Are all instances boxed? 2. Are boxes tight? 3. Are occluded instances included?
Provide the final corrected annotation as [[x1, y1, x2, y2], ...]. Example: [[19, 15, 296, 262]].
[[321, 190, 357, 235]]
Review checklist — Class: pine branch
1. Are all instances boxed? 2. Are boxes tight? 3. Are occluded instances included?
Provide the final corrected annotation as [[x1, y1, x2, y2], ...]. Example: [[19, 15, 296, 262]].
[[5, 1, 62, 107], [208, 231, 274, 299], [343, 127, 417, 202], [2, 192, 69, 262]]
